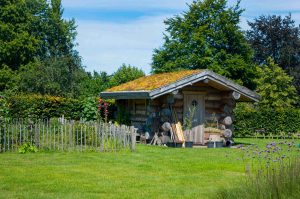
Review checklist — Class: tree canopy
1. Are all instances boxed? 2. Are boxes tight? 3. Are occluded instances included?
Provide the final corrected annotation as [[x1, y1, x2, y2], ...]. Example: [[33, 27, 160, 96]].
[[255, 58, 298, 109], [0, 0, 86, 97], [109, 64, 145, 88], [247, 14, 300, 94], [151, 0, 256, 89]]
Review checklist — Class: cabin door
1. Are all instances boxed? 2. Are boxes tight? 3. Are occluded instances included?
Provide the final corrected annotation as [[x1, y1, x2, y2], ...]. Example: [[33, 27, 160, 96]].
[[184, 93, 205, 144]]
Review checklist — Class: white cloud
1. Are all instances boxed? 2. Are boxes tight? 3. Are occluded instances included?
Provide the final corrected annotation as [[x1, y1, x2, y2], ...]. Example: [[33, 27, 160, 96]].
[[76, 15, 170, 74]]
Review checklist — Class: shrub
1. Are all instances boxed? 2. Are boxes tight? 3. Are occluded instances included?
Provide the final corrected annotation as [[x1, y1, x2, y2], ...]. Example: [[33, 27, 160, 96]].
[[234, 104, 300, 137], [4, 94, 116, 122], [8, 94, 82, 120], [18, 143, 38, 154], [0, 95, 10, 119]]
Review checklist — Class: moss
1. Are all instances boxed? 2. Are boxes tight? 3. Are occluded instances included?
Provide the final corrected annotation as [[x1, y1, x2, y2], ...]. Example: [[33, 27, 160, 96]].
[[106, 70, 203, 92]]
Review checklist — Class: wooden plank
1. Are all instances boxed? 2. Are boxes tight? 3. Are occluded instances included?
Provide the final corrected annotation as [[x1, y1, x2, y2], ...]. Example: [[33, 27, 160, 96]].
[[175, 122, 185, 142]]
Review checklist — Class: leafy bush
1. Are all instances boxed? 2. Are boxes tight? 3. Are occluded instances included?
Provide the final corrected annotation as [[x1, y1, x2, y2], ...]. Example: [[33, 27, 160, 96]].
[[0, 95, 10, 119], [234, 104, 300, 137], [18, 143, 38, 154], [8, 94, 82, 119], [3, 94, 116, 122], [81, 97, 98, 121]]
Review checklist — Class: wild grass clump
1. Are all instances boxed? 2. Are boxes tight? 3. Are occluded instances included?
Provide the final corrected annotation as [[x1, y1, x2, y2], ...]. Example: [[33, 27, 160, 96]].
[[218, 141, 300, 199]]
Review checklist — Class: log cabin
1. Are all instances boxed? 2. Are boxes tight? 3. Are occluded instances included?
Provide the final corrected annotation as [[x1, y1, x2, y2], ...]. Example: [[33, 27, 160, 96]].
[[100, 70, 260, 145]]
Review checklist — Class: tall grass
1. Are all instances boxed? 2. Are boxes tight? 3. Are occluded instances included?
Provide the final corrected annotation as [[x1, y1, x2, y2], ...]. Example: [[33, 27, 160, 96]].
[[218, 141, 300, 199]]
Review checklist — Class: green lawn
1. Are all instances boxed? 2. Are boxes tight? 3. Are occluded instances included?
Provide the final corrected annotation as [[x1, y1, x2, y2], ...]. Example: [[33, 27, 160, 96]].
[[0, 138, 297, 199]]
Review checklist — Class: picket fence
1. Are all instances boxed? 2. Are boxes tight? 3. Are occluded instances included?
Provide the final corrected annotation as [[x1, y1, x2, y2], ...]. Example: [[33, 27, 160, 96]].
[[0, 119, 136, 152]]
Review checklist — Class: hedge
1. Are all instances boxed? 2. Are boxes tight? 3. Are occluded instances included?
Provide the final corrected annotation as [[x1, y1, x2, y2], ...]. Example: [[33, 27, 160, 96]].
[[7, 95, 83, 120], [234, 107, 300, 137], [1, 94, 116, 121]]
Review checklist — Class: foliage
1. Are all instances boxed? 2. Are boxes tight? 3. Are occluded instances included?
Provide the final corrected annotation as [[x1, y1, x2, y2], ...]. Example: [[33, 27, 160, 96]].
[[255, 58, 298, 109], [8, 94, 82, 120], [234, 103, 300, 137], [218, 141, 300, 199], [81, 97, 98, 121], [107, 70, 200, 91], [0, 0, 85, 98], [5, 94, 116, 121], [247, 14, 300, 93], [109, 64, 145, 88], [115, 105, 131, 125], [183, 106, 196, 131], [151, 0, 257, 89], [18, 143, 38, 154], [0, 0, 43, 70], [0, 66, 15, 91], [0, 95, 10, 119], [0, 0, 77, 70], [97, 98, 110, 123], [79, 71, 110, 97]]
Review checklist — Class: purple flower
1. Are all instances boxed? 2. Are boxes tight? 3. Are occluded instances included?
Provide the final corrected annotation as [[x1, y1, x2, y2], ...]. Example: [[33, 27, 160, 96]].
[[271, 142, 276, 146]]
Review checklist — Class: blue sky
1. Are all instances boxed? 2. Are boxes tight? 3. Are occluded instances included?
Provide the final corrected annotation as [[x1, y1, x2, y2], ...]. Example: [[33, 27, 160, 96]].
[[62, 0, 300, 75]]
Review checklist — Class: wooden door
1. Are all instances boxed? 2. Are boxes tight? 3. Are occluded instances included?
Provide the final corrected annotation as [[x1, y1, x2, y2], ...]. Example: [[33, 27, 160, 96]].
[[184, 93, 205, 144]]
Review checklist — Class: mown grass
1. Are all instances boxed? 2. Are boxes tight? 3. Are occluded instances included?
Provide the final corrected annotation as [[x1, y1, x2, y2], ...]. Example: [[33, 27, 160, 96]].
[[0, 138, 298, 199]]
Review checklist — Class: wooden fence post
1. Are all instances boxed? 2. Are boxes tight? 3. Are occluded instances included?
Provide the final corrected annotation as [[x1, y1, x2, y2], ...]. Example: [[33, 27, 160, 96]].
[[130, 126, 136, 151]]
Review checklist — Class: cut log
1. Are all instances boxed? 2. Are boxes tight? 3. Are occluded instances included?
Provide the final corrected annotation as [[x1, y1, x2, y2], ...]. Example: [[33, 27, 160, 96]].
[[219, 124, 226, 130], [232, 91, 241, 100], [222, 116, 233, 126], [223, 129, 232, 138]]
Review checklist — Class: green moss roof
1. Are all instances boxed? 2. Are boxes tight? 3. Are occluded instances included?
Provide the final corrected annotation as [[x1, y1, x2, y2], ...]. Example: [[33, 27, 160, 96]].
[[106, 70, 203, 92]]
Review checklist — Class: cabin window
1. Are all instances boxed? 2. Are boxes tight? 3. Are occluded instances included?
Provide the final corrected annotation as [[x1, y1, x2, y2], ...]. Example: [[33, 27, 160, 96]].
[[191, 100, 198, 107]]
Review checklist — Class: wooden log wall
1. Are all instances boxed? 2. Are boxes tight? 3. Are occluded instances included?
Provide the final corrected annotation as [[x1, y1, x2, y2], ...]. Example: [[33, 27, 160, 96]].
[[116, 85, 236, 135], [181, 85, 236, 127]]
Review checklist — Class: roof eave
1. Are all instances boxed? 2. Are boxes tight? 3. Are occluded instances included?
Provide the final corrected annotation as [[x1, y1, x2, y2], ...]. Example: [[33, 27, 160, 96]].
[[149, 70, 260, 102], [205, 71, 260, 102], [100, 91, 150, 99]]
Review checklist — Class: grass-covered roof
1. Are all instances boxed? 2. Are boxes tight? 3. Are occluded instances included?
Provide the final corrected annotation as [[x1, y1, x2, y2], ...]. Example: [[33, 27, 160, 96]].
[[106, 70, 203, 92]]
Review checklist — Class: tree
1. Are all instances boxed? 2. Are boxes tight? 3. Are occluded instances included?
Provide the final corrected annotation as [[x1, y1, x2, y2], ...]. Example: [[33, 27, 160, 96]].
[[0, 0, 47, 70], [79, 71, 110, 97], [0, 66, 15, 92], [0, 0, 85, 97], [151, 0, 256, 89], [109, 64, 145, 87], [17, 57, 87, 97], [246, 14, 300, 94], [255, 58, 298, 109], [43, 0, 77, 58]]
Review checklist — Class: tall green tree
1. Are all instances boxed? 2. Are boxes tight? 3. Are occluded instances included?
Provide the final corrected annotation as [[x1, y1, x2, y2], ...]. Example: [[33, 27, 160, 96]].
[[43, 0, 77, 58], [0, 0, 85, 97], [151, 0, 256, 89], [246, 14, 300, 94], [255, 58, 298, 109], [0, 0, 47, 70], [17, 56, 86, 97], [109, 64, 145, 87], [79, 71, 110, 97]]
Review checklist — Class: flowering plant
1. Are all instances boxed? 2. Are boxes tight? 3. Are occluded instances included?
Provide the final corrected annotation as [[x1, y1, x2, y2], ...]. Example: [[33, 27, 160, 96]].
[[97, 98, 109, 122]]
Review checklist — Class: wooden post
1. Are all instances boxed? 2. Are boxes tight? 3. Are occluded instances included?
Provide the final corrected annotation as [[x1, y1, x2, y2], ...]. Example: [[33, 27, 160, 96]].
[[101, 123, 104, 152], [61, 124, 64, 151], [80, 125, 83, 152], [69, 123, 72, 151], [130, 126, 136, 151]]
